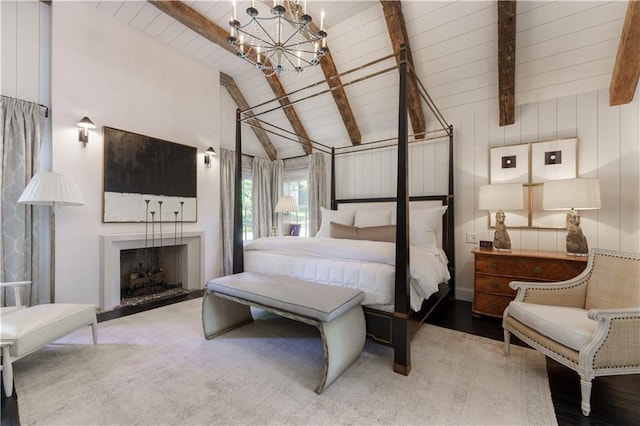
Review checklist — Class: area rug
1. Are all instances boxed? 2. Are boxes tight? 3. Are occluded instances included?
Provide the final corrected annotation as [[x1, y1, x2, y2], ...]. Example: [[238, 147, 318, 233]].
[[14, 298, 556, 425]]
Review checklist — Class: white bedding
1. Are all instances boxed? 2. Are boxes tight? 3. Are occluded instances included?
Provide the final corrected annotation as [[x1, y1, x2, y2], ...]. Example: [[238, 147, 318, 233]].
[[243, 237, 450, 312]]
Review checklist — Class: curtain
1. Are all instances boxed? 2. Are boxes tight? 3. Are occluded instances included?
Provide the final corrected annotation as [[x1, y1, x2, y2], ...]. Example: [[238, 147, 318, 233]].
[[271, 160, 283, 230], [218, 148, 235, 276], [0, 96, 46, 305], [308, 152, 326, 237], [252, 157, 272, 239]]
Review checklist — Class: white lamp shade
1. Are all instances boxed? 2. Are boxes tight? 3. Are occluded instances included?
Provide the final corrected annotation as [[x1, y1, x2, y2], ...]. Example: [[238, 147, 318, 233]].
[[478, 183, 524, 211], [543, 178, 601, 210], [274, 195, 299, 214], [18, 172, 85, 206]]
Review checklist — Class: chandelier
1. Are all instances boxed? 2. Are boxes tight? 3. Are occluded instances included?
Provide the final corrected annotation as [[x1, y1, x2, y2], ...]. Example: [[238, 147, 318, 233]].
[[227, 1, 328, 75]]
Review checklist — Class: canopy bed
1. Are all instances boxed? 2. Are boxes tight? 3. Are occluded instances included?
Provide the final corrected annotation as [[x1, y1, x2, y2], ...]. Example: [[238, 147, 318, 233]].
[[229, 46, 454, 375]]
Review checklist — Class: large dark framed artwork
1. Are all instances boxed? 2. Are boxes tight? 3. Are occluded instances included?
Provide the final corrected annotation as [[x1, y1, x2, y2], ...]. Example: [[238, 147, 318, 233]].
[[103, 127, 197, 223]]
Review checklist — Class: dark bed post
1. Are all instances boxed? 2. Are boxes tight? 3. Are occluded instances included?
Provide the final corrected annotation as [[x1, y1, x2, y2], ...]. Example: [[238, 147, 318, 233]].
[[331, 147, 337, 210], [393, 44, 411, 375], [233, 109, 244, 274], [447, 125, 455, 298]]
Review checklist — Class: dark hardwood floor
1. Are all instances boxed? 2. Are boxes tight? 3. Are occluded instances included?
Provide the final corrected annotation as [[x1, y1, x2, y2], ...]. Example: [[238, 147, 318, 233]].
[[2, 297, 638, 425]]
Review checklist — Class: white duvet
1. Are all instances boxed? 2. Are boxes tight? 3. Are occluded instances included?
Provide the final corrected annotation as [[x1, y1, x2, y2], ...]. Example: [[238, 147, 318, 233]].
[[243, 237, 450, 312]]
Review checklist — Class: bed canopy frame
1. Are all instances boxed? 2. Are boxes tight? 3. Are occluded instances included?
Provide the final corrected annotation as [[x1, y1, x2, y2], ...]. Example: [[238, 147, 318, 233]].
[[231, 46, 454, 375]]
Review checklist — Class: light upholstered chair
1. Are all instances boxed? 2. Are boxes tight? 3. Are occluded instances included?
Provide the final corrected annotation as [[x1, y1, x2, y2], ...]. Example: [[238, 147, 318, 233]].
[[503, 248, 640, 416]]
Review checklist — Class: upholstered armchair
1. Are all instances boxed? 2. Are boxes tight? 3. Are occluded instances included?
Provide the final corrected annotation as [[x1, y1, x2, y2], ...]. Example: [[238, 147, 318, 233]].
[[503, 248, 640, 416]]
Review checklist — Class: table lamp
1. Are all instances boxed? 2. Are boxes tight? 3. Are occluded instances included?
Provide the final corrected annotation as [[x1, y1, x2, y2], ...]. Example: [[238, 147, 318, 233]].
[[274, 195, 299, 236], [18, 172, 85, 302], [543, 178, 600, 256], [478, 183, 525, 251]]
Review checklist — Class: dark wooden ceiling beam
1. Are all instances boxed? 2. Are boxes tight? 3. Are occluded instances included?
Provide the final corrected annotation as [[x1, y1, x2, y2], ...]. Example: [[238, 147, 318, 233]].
[[609, 0, 640, 106], [498, 0, 516, 126], [283, 1, 361, 146], [380, 1, 425, 140], [148, 0, 312, 155], [220, 73, 278, 161]]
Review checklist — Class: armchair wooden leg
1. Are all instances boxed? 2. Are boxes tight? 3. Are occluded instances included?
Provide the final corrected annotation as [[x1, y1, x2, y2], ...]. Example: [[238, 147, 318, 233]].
[[580, 377, 592, 416], [504, 328, 511, 356]]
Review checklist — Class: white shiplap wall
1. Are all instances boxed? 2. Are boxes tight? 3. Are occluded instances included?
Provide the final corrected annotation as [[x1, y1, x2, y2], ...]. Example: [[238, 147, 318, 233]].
[[335, 88, 639, 302]]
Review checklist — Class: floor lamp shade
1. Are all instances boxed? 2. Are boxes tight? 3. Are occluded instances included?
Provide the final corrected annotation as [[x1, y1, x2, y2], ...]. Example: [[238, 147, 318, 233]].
[[543, 178, 600, 256], [18, 172, 85, 206], [478, 184, 524, 251], [18, 172, 85, 302]]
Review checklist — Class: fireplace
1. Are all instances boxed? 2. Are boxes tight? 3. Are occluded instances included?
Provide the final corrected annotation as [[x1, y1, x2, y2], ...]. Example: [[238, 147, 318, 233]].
[[120, 245, 184, 303], [100, 232, 203, 311]]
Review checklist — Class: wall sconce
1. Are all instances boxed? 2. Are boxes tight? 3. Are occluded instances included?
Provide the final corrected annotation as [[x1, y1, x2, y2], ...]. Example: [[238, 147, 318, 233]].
[[77, 116, 96, 147], [204, 146, 216, 167]]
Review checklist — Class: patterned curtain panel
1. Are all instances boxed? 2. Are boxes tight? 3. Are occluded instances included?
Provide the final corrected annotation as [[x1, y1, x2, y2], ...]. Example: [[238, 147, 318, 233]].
[[308, 152, 326, 237], [0, 96, 46, 305], [251, 157, 273, 239], [219, 148, 235, 276]]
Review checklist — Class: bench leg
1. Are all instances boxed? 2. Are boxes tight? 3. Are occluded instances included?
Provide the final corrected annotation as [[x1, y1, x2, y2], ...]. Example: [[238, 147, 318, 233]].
[[2, 345, 13, 397], [201, 291, 253, 339], [91, 320, 98, 345], [316, 305, 365, 394]]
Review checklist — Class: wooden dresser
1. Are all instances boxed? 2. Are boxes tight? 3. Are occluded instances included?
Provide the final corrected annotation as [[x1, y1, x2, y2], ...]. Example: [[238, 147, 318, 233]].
[[472, 248, 588, 318]]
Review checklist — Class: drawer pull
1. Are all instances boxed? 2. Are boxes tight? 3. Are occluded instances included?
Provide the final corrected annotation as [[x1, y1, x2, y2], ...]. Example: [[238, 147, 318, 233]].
[[491, 263, 499, 270], [491, 302, 498, 308], [490, 281, 499, 289], [533, 266, 542, 274]]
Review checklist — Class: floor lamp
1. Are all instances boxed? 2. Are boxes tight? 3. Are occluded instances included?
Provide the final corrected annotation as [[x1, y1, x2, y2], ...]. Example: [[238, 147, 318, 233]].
[[18, 172, 85, 303]]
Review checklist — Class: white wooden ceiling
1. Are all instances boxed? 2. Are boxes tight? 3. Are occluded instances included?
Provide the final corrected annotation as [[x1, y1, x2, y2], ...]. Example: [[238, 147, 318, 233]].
[[90, 1, 629, 158]]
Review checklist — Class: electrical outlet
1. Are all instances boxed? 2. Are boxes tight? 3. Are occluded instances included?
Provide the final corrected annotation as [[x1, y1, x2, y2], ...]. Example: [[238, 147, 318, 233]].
[[466, 232, 478, 244]]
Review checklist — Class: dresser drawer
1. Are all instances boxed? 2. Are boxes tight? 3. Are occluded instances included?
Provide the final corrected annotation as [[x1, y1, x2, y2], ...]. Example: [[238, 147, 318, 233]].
[[511, 257, 586, 281], [473, 292, 513, 317], [475, 274, 518, 296], [475, 255, 515, 276]]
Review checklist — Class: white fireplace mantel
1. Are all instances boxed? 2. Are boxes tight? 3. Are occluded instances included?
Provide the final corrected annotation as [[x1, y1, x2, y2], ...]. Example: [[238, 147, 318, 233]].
[[100, 231, 204, 311]]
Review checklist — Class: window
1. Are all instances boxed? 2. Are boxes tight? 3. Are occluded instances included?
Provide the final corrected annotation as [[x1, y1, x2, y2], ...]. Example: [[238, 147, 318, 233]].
[[284, 175, 309, 237], [241, 172, 253, 241]]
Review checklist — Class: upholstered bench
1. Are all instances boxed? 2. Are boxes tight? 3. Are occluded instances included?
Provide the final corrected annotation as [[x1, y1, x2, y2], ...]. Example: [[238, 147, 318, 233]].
[[202, 272, 365, 394], [1, 303, 98, 396]]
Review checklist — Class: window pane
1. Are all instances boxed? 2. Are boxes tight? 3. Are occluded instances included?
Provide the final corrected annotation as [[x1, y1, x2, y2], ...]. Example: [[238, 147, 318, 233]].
[[242, 177, 253, 241], [284, 178, 309, 237]]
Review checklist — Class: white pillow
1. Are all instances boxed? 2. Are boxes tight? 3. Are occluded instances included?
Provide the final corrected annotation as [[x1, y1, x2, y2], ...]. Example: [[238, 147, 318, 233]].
[[316, 207, 355, 238], [354, 209, 392, 227], [409, 205, 447, 250]]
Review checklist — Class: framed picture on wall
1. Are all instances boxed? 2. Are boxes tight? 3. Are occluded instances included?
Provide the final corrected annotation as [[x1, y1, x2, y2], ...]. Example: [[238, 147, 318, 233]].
[[103, 127, 197, 223], [490, 144, 529, 184], [531, 138, 577, 183]]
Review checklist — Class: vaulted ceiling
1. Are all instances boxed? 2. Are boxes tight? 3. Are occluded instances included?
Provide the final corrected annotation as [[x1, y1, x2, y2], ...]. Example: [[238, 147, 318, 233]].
[[90, 1, 638, 159]]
